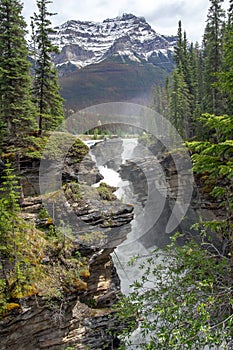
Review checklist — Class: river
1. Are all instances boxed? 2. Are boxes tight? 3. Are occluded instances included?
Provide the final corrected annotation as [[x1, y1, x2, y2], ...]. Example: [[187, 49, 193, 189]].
[[87, 137, 222, 350]]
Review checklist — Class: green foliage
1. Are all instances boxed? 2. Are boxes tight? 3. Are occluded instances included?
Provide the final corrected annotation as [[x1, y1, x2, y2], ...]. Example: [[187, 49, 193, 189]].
[[67, 138, 89, 163], [165, 1, 233, 138], [202, 0, 225, 115], [93, 128, 99, 140], [168, 22, 201, 138], [0, 0, 36, 141], [38, 206, 49, 219], [117, 235, 233, 349], [117, 108, 233, 349], [0, 163, 21, 257], [0, 163, 35, 314], [187, 114, 233, 181], [218, 1, 233, 111], [187, 113, 233, 240], [198, 114, 233, 141], [63, 182, 82, 203], [169, 64, 191, 137], [31, 0, 64, 135], [0, 164, 89, 318], [42, 133, 89, 161], [1, 133, 89, 167], [20, 134, 48, 159], [97, 182, 117, 201]]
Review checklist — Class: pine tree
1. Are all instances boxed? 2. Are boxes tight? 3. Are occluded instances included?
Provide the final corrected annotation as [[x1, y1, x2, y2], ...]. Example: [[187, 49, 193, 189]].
[[169, 64, 191, 138], [187, 42, 206, 136], [171, 22, 199, 137], [196, 43, 205, 115], [173, 22, 193, 92], [173, 20, 183, 66], [31, 0, 64, 135], [218, 0, 233, 112], [151, 84, 170, 121], [202, 0, 225, 114], [0, 0, 36, 143], [183, 36, 199, 137]]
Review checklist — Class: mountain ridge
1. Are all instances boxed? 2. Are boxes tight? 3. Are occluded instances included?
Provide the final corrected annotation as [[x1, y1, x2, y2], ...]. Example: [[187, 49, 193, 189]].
[[50, 13, 177, 70], [48, 13, 177, 111]]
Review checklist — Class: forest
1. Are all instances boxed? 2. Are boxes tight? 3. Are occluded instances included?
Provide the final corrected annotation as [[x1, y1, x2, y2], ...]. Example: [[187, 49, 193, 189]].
[[0, 0, 232, 349]]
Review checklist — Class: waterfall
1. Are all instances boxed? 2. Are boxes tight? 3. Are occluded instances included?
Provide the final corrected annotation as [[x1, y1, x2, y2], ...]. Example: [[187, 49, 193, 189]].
[[88, 138, 153, 349], [113, 139, 154, 295], [87, 137, 221, 350], [89, 137, 153, 294]]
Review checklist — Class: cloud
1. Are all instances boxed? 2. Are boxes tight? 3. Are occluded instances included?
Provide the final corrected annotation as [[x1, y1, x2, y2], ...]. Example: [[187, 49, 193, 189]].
[[143, 0, 210, 41], [22, 0, 230, 43]]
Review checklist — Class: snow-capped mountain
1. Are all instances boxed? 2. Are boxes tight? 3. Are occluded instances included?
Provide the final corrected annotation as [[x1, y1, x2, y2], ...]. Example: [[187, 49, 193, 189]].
[[50, 13, 177, 69]]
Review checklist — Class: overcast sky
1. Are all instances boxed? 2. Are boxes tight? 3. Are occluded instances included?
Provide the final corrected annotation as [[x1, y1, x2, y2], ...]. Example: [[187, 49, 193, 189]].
[[22, 0, 230, 43]]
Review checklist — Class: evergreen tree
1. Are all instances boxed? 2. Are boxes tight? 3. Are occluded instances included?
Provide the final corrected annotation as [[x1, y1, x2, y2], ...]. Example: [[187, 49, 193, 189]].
[[183, 37, 199, 137], [218, 0, 233, 112], [171, 22, 199, 137], [202, 0, 225, 114], [173, 20, 183, 66], [31, 0, 64, 135], [169, 64, 191, 138], [173, 22, 194, 97], [195, 43, 205, 115], [0, 0, 36, 143], [151, 83, 170, 121]]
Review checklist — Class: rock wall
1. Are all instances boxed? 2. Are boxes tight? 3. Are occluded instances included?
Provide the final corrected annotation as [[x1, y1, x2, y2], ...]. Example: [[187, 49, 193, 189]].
[[0, 191, 132, 349], [0, 285, 121, 350], [119, 149, 223, 249], [0, 138, 133, 350]]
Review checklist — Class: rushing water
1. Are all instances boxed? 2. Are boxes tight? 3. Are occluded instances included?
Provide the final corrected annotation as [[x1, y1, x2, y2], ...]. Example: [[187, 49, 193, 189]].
[[113, 139, 154, 294], [89, 138, 154, 348], [89, 138, 150, 293], [88, 138, 220, 350]]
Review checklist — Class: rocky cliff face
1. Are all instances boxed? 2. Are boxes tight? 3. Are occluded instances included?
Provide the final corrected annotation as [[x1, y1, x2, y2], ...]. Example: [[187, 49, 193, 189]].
[[0, 250, 123, 350], [118, 140, 224, 250], [0, 137, 133, 350]]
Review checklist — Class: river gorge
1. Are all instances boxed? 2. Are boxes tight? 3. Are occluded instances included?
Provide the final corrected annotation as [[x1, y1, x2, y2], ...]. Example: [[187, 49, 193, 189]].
[[0, 133, 224, 349]]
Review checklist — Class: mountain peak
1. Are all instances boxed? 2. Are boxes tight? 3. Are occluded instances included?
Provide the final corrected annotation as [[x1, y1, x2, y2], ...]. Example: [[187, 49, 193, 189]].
[[51, 14, 177, 69], [103, 13, 138, 21]]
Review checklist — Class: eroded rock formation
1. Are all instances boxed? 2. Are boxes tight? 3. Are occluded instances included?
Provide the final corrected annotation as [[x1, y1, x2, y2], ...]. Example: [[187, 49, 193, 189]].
[[0, 137, 133, 350]]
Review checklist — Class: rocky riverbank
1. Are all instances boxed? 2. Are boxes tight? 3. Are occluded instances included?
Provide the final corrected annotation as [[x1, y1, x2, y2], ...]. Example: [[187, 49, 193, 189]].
[[0, 136, 133, 350]]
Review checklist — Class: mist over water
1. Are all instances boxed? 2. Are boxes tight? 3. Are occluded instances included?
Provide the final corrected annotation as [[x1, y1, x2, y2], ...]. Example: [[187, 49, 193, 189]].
[[90, 138, 155, 293], [89, 138, 220, 350]]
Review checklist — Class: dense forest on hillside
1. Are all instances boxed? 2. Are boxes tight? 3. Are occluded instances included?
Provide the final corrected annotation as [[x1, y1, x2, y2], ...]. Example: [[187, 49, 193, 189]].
[[0, 0, 232, 349], [120, 1, 233, 348]]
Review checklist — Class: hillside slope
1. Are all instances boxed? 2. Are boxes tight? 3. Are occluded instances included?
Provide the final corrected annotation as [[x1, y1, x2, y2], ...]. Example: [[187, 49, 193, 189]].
[[48, 13, 176, 110]]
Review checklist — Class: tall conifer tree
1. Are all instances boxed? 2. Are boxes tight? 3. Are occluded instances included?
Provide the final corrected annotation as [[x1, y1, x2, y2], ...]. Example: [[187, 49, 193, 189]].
[[174, 20, 184, 66], [202, 0, 225, 114], [219, 0, 233, 112], [171, 21, 194, 137], [0, 0, 36, 143], [169, 64, 191, 138], [31, 0, 64, 135]]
